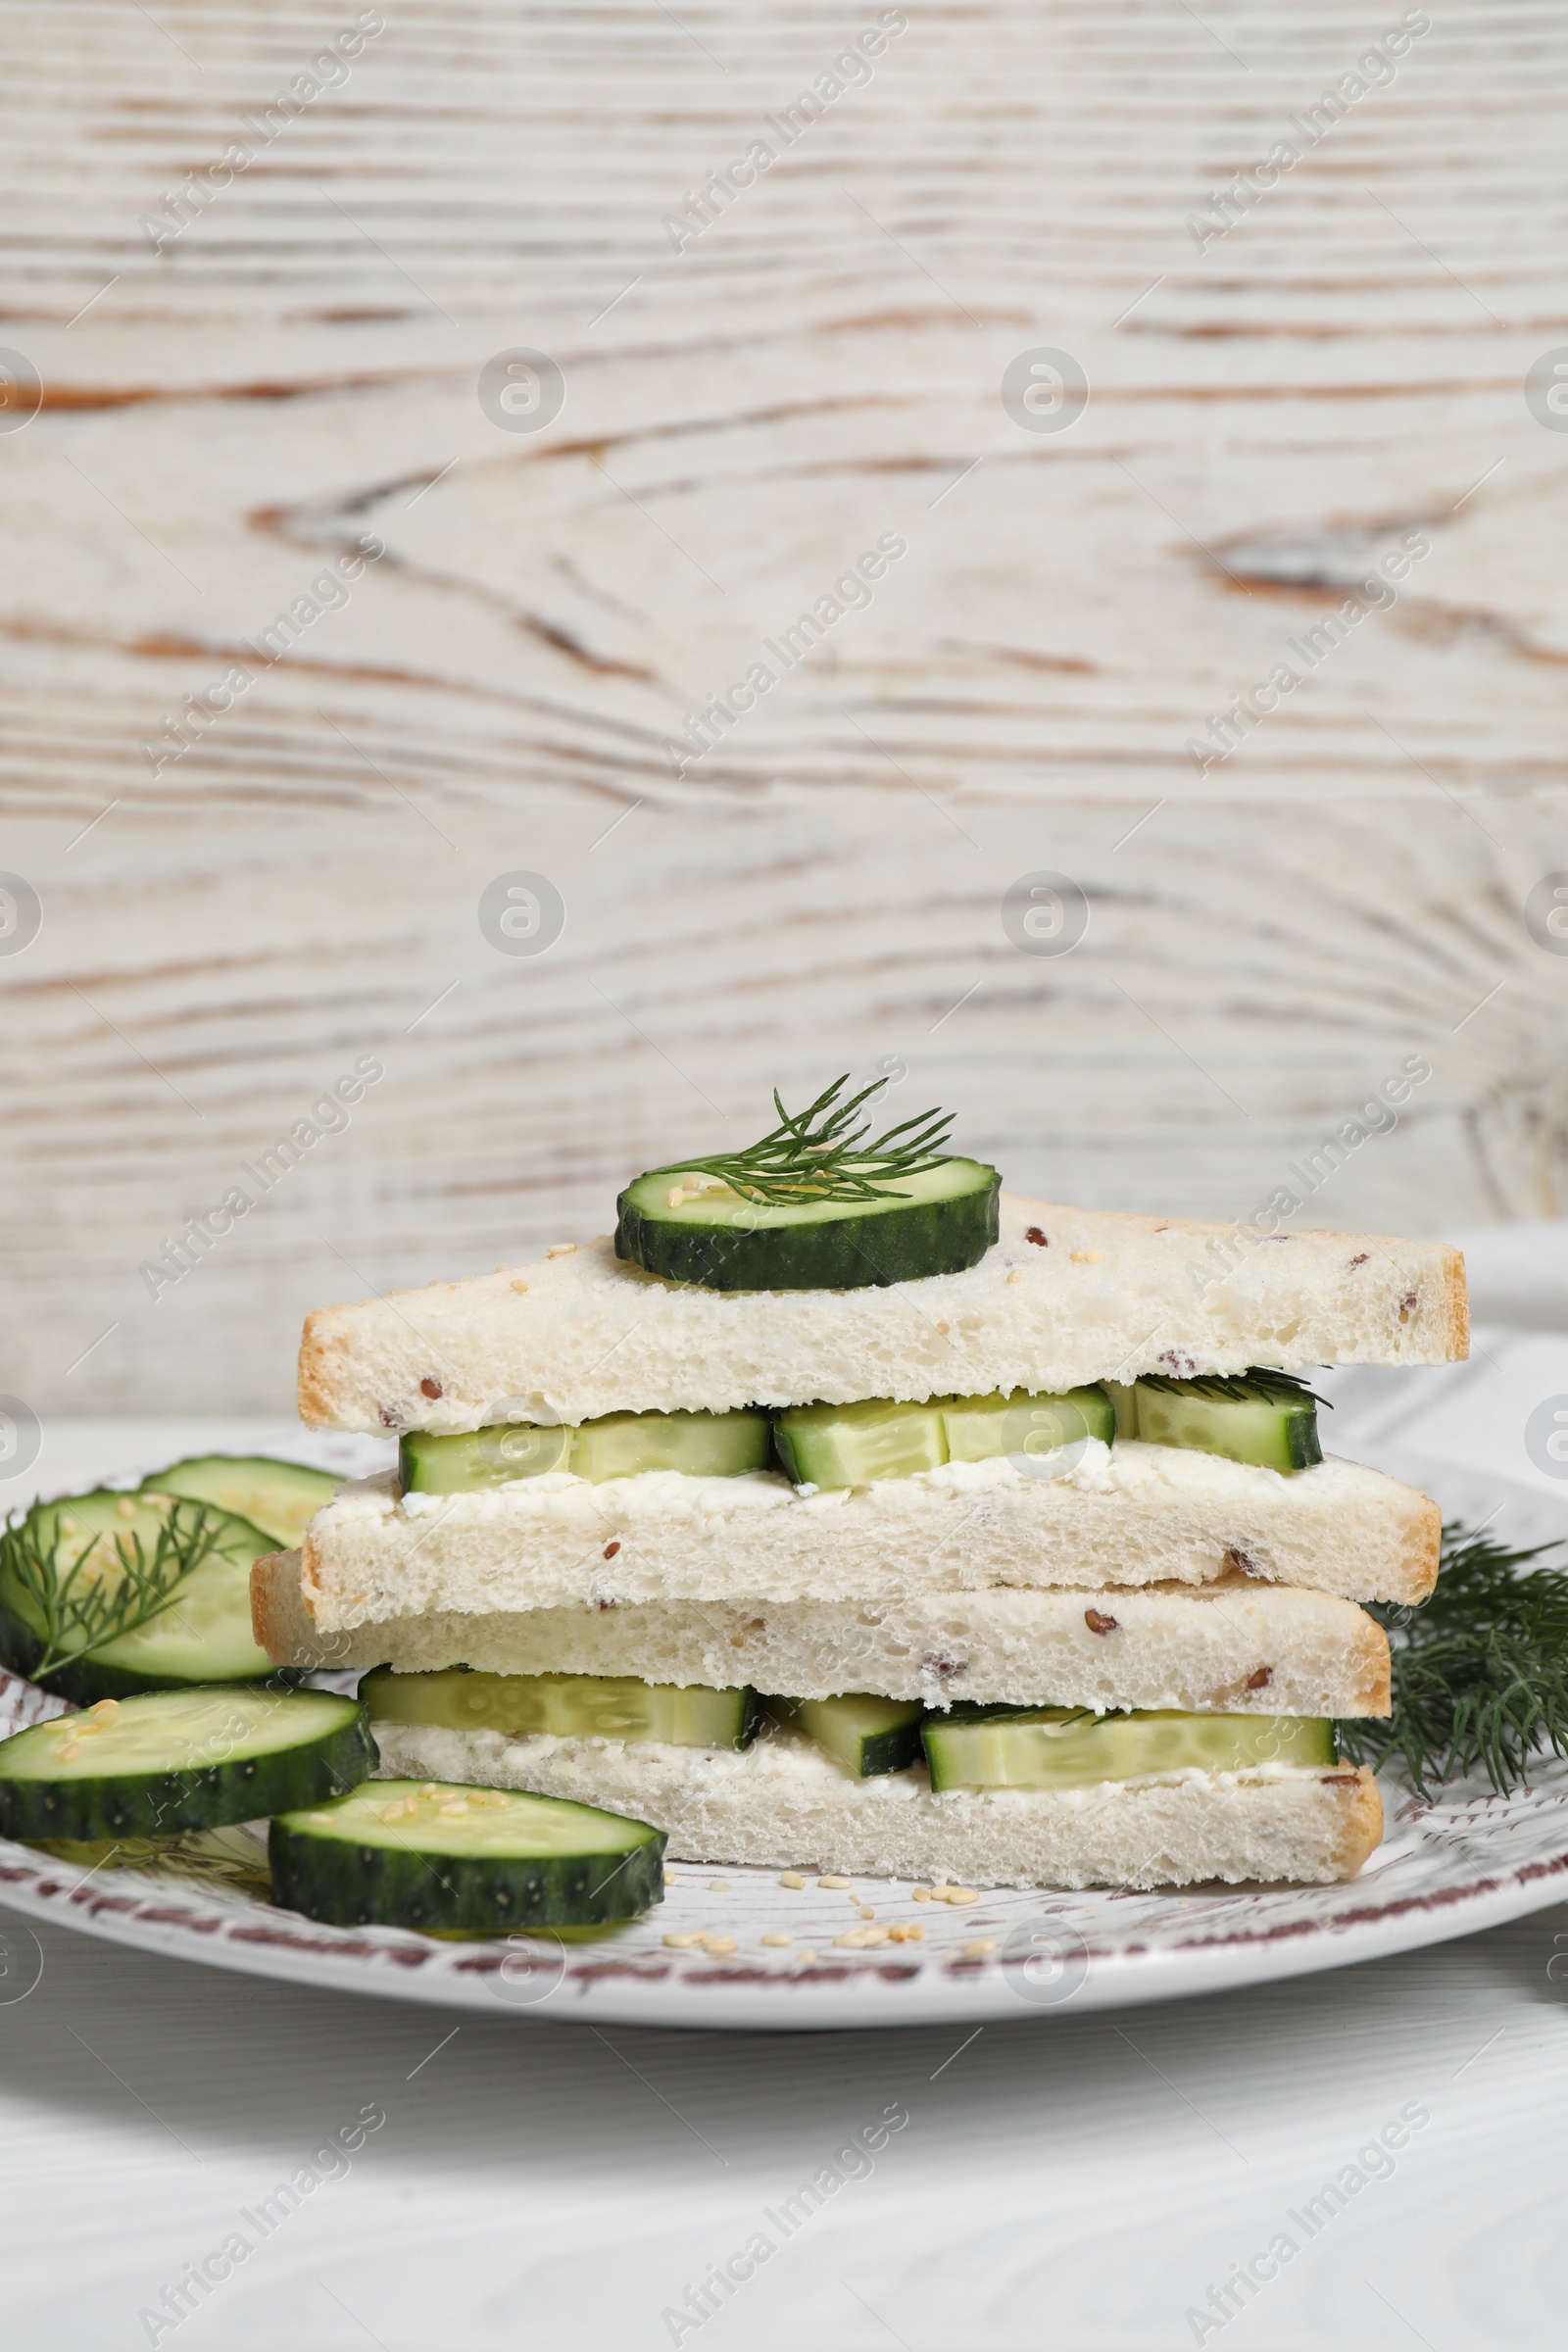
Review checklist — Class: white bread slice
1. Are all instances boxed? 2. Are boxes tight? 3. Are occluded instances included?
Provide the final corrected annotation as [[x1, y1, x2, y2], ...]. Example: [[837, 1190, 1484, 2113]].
[[297, 1192, 1467, 1434], [368, 1721, 1384, 1888], [253, 1550, 1391, 1717], [297, 1446, 1439, 1611]]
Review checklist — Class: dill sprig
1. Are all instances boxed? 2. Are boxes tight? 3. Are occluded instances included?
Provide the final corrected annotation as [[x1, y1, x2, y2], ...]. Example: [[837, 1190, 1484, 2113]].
[[662, 1074, 957, 1205], [0, 1497, 231, 1684], [1135, 1367, 1332, 1411], [1340, 1521, 1568, 1798]]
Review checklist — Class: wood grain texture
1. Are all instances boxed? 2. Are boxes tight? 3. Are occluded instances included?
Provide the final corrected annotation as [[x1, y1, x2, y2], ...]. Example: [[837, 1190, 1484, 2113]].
[[1, 0, 1565, 1414]]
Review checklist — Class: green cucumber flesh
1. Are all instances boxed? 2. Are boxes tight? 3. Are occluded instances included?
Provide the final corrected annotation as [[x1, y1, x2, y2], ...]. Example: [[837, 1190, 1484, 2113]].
[[941, 1385, 1114, 1463], [0, 1491, 279, 1703], [774, 1397, 946, 1488], [773, 1385, 1113, 1489], [401, 1408, 770, 1495], [615, 1155, 1001, 1292], [401, 1422, 573, 1494], [362, 1666, 758, 1750], [0, 1687, 372, 1841], [766, 1692, 926, 1778], [568, 1408, 771, 1483], [270, 1779, 665, 1933], [141, 1455, 338, 1548], [1132, 1373, 1322, 1474], [922, 1707, 1336, 1792]]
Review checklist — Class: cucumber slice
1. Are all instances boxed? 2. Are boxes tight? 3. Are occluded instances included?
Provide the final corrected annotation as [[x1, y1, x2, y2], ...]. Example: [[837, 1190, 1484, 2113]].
[[941, 1385, 1114, 1464], [0, 1687, 371, 1842], [0, 1491, 279, 1704], [773, 1397, 947, 1489], [400, 1409, 771, 1495], [270, 1780, 666, 1933], [401, 1423, 573, 1494], [765, 1692, 926, 1778], [616, 1155, 1001, 1292], [362, 1666, 759, 1750], [922, 1707, 1336, 1792], [1133, 1371, 1323, 1474], [569, 1409, 772, 1484], [140, 1455, 338, 1548]]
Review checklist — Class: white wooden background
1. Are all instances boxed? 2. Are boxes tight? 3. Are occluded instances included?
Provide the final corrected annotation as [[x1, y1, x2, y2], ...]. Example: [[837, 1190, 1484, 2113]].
[[2, 0, 1566, 1416]]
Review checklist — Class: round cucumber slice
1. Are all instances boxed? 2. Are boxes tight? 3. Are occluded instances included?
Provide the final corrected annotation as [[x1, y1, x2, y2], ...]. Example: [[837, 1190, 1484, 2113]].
[[141, 1455, 338, 1547], [270, 1780, 666, 1933], [923, 1707, 1337, 1792], [362, 1667, 758, 1749], [615, 1155, 1000, 1292], [0, 1490, 280, 1704], [0, 1687, 372, 1842]]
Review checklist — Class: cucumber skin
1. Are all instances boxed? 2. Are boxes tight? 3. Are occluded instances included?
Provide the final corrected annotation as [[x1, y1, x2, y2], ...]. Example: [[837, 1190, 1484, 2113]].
[[0, 1699, 375, 1843], [270, 1811, 667, 1934], [614, 1169, 1001, 1292], [0, 1601, 300, 1709]]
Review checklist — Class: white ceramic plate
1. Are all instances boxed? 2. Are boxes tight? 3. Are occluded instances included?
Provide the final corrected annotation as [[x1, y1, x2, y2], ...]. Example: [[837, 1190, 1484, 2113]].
[[4, 1664, 1568, 2031]]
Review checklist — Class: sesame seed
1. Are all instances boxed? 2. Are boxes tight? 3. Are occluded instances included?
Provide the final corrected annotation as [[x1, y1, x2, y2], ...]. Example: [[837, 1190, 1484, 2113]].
[[662, 1932, 703, 1948], [1005, 1269, 1023, 1285], [702, 1936, 738, 1956], [760, 1933, 793, 1948], [779, 1871, 806, 1889], [88, 1699, 120, 1721], [420, 1784, 440, 1796], [437, 1803, 467, 1817], [1070, 1248, 1104, 1264], [912, 1886, 932, 1902], [796, 1950, 817, 1964], [817, 1874, 853, 1889], [963, 1939, 998, 1959], [707, 1879, 731, 1893], [546, 1243, 576, 1257], [510, 1278, 529, 1294], [60, 1516, 77, 1537], [906, 1922, 925, 1940], [858, 1906, 875, 1921], [946, 1889, 981, 1907], [115, 1495, 138, 1520]]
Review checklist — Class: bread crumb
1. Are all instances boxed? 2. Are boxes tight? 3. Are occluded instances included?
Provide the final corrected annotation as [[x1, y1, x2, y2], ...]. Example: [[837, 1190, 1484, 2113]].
[[760, 1933, 793, 1948], [1070, 1248, 1104, 1264], [779, 1872, 806, 1888], [547, 1243, 576, 1258], [817, 1874, 853, 1889], [510, 1278, 529, 1293]]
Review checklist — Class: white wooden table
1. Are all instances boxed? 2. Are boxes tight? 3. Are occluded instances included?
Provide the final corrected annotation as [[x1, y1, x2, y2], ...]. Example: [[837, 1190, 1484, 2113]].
[[5, 1223, 1568, 2349], [4, 0, 1568, 1426]]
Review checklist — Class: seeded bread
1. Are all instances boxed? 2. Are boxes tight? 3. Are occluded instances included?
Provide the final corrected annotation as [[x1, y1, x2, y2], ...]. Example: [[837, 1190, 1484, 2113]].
[[296, 1194, 1468, 1435], [253, 1551, 1390, 1717], [295, 1447, 1438, 1612], [368, 1722, 1384, 1888]]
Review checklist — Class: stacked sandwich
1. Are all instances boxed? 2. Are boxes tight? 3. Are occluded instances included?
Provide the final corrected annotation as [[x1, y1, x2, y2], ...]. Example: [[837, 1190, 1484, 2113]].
[[254, 1082, 1466, 1891]]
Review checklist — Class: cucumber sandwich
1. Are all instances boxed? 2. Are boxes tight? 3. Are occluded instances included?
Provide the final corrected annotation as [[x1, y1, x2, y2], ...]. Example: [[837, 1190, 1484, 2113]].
[[260, 1077, 1465, 1890]]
